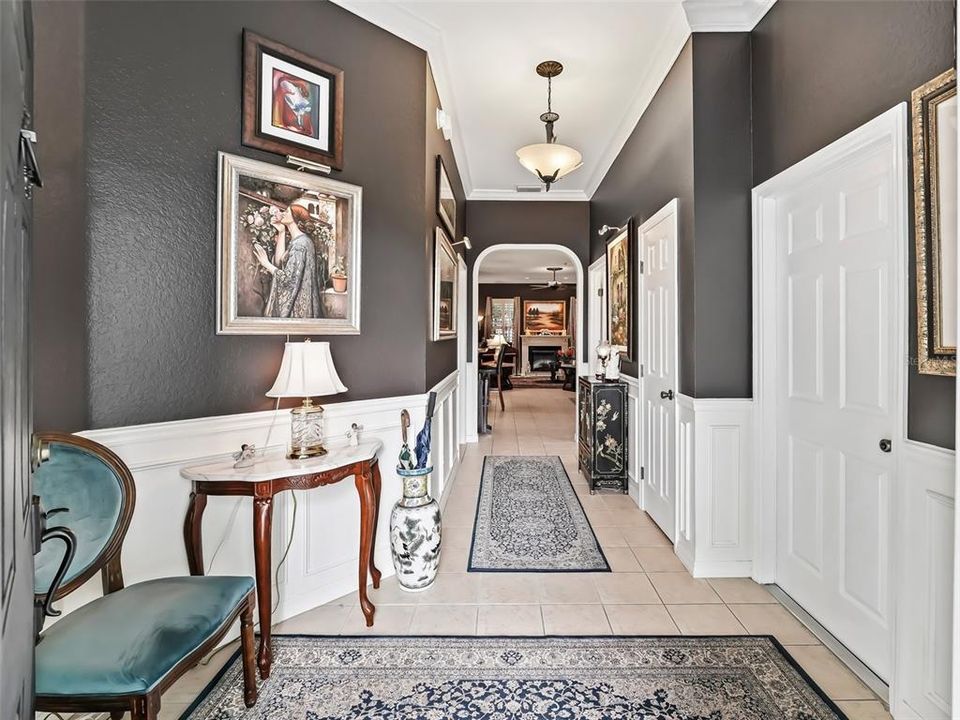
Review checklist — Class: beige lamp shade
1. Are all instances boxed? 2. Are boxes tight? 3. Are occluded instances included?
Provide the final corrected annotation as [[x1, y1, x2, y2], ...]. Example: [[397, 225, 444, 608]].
[[516, 143, 583, 182], [266, 340, 348, 398]]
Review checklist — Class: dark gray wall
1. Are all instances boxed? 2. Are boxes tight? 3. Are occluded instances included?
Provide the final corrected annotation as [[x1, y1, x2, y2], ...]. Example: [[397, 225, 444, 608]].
[[465, 200, 591, 359], [425, 63, 466, 390], [590, 40, 695, 384], [34, 0, 463, 429], [690, 33, 753, 397], [33, 1, 88, 432], [753, 0, 956, 447]]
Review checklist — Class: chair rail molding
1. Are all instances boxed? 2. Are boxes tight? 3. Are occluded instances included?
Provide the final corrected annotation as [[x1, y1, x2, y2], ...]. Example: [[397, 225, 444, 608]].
[[674, 394, 755, 578], [60, 371, 462, 630]]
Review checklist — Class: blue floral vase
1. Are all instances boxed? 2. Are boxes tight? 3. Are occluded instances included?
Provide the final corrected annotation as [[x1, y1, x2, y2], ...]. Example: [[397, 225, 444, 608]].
[[390, 466, 442, 591]]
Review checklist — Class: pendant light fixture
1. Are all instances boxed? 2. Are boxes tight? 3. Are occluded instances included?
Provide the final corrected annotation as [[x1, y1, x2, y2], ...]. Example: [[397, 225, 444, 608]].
[[515, 60, 583, 192]]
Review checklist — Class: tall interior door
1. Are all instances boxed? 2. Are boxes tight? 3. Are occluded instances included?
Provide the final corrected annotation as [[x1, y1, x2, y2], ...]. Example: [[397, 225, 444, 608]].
[[638, 200, 679, 541], [0, 1, 37, 718], [771, 108, 904, 681], [587, 257, 606, 374]]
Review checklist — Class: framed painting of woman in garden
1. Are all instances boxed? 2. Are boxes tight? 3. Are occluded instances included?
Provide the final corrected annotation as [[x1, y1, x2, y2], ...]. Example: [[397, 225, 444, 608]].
[[217, 152, 361, 335]]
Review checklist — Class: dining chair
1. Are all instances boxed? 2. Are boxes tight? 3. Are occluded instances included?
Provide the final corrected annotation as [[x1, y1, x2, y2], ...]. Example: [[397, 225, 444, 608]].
[[494, 343, 515, 411], [33, 432, 258, 720]]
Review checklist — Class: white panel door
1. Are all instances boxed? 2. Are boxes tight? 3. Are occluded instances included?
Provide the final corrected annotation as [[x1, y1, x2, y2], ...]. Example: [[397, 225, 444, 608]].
[[774, 122, 902, 681], [639, 200, 679, 541], [587, 257, 607, 375]]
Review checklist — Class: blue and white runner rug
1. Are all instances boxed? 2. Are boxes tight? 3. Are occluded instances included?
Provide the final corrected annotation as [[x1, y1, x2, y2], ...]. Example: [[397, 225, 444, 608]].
[[183, 635, 848, 719], [469, 455, 610, 572]]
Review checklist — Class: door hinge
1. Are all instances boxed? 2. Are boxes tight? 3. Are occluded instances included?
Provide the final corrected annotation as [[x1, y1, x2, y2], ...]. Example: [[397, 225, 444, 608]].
[[640, 466, 645, 480], [597, 287, 603, 297], [640, 364, 644, 378], [639, 260, 644, 274]]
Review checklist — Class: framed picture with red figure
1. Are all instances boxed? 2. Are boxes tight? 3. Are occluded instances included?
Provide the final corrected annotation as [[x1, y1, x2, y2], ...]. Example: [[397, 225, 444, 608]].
[[242, 30, 344, 170]]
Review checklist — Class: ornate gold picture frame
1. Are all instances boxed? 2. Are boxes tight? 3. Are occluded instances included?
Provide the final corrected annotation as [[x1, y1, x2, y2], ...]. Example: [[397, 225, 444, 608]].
[[912, 68, 957, 376]]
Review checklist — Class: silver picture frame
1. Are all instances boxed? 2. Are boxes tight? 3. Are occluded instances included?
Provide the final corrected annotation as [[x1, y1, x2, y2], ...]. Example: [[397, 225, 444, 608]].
[[433, 226, 458, 341], [217, 151, 362, 335]]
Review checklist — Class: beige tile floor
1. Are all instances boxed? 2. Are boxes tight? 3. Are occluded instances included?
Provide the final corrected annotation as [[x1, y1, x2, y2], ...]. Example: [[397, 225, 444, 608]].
[[151, 388, 890, 720]]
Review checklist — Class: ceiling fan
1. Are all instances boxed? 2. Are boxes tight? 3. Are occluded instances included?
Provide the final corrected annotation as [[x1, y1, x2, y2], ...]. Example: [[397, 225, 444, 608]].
[[531, 267, 566, 290]]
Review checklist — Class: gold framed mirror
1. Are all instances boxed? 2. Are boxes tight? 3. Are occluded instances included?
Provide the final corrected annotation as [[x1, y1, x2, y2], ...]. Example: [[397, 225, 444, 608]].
[[913, 68, 957, 376]]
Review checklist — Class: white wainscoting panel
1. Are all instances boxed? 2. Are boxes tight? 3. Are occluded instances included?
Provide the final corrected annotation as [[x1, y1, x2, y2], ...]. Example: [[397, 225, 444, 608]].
[[675, 395, 754, 578], [622, 375, 641, 505], [893, 440, 955, 719], [675, 395, 696, 571], [53, 372, 461, 632]]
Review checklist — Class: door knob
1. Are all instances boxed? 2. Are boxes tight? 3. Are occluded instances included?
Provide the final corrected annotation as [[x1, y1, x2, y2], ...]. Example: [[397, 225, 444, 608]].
[[879, 439, 892, 453], [660, 389, 674, 400], [31, 434, 50, 472]]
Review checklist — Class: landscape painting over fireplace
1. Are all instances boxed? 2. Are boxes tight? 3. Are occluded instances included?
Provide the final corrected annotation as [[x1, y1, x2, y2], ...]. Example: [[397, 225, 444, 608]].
[[523, 300, 566, 334]]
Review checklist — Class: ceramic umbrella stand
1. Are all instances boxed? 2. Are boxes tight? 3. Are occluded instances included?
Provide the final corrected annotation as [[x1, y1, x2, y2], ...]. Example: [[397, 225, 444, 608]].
[[390, 466, 442, 591]]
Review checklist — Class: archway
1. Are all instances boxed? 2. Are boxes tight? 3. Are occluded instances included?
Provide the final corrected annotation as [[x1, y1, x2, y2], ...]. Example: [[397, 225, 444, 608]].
[[465, 243, 586, 443]]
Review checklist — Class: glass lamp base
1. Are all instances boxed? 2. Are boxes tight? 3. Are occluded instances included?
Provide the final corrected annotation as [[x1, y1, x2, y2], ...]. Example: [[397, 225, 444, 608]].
[[288, 400, 325, 460]]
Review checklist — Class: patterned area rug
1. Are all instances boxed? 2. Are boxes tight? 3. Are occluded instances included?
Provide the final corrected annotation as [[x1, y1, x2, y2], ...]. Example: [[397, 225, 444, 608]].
[[182, 635, 848, 719], [469, 455, 609, 572]]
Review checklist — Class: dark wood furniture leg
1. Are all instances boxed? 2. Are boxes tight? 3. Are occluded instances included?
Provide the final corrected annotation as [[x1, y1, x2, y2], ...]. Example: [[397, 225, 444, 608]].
[[131, 693, 159, 720], [354, 473, 376, 626], [183, 490, 207, 576], [240, 595, 258, 707], [252, 495, 274, 679], [368, 461, 382, 588], [498, 371, 505, 411]]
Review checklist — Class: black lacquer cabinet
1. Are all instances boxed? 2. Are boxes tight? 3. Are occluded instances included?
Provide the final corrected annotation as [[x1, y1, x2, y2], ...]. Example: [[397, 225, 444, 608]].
[[578, 377, 629, 494]]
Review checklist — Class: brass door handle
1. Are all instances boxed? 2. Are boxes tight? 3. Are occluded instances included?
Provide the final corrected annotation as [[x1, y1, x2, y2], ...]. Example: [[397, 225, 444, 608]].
[[31, 434, 50, 472], [660, 389, 674, 400]]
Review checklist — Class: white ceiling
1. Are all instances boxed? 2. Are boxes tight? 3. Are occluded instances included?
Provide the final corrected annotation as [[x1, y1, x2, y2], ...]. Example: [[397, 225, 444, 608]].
[[333, 0, 774, 201], [477, 247, 577, 284]]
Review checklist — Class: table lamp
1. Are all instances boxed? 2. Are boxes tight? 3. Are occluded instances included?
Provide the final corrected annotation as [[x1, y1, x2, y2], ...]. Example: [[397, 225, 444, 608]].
[[266, 339, 347, 459], [488, 333, 507, 348]]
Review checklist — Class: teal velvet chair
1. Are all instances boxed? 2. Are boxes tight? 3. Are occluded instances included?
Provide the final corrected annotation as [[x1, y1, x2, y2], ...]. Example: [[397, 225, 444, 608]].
[[33, 432, 258, 720]]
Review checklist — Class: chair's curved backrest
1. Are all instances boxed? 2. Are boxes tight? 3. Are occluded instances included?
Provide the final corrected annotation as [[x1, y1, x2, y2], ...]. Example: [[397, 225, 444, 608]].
[[33, 432, 135, 600], [496, 343, 507, 374]]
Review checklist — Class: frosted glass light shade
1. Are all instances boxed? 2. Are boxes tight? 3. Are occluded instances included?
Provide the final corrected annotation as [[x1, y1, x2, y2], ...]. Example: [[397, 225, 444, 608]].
[[266, 341, 348, 398], [516, 143, 583, 182]]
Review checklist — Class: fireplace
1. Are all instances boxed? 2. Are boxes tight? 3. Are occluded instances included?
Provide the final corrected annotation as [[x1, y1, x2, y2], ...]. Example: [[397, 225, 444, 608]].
[[528, 346, 560, 372]]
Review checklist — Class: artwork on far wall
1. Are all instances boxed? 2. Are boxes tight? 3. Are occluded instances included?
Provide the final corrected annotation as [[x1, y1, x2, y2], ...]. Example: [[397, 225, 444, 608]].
[[436, 156, 457, 238], [606, 226, 630, 358], [217, 152, 361, 335], [913, 68, 957, 376], [242, 30, 344, 170], [433, 227, 458, 341], [523, 300, 566, 335]]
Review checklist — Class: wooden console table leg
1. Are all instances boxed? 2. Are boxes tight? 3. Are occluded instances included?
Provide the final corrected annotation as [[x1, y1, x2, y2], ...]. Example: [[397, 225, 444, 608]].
[[252, 495, 274, 679], [183, 491, 207, 576], [369, 462, 382, 588], [355, 473, 377, 626]]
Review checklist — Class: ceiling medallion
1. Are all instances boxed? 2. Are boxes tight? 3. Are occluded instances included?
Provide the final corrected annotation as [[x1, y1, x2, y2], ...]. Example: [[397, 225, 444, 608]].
[[515, 60, 583, 192]]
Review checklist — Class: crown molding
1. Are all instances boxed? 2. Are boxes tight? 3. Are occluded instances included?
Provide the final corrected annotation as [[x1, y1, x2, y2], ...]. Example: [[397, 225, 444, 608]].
[[329, 0, 476, 196], [582, 8, 691, 198], [468, 187, 590, 202], [681, 0, 777, 32]]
